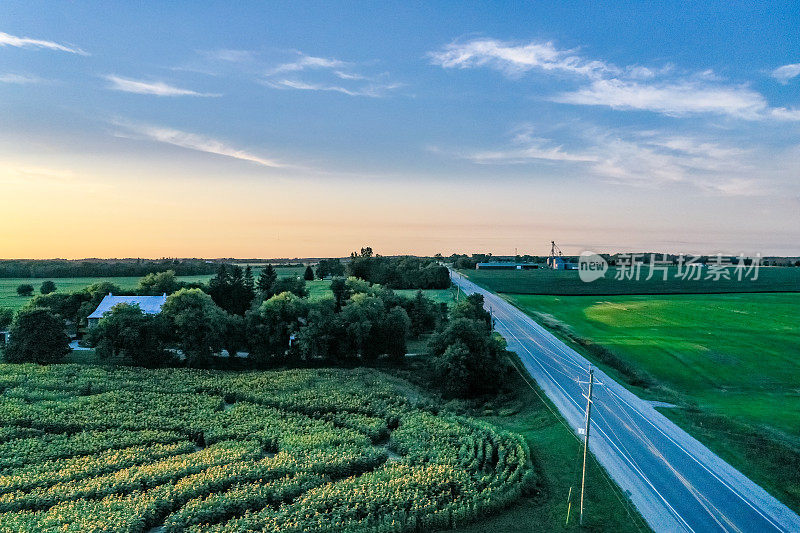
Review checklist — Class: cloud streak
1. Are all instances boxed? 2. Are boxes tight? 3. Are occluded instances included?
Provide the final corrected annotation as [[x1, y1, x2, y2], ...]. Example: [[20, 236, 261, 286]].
[[268, 53, 345, 75], [771, 63, 800, 83], [263, 78, 401, 97], [263, 51, 400, 97], [0, 73, 43, 84], [0, 31, 87, 55], [114, 121, 287, 168], [443, 126, 768, 196], [429, 38, 616, 78], [104, 75, 219, 97], [430, 38, 800, 121], [552, 79, 768, 119]]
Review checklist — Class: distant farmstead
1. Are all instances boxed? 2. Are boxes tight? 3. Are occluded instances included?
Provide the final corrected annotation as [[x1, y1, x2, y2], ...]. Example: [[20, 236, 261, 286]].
[[87, 294, 167, 328], [475, 262, 539, 270]]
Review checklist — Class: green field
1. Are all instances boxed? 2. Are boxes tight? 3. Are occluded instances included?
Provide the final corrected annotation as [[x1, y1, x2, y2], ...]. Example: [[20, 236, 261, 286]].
[[501, 292, 800, 511], [462, 266, 800, 295], [0, 267, 315, 312], [0, 364, 534, 532], [0, 276, 214, 312]]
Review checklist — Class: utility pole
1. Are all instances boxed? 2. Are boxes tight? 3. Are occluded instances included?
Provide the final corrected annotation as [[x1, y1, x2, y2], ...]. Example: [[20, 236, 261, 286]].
[[580, 368, 594, 526]]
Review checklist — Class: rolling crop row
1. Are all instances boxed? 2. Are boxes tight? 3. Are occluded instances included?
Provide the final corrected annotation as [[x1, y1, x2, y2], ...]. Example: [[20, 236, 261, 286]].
[[0, 363, 534, 532]]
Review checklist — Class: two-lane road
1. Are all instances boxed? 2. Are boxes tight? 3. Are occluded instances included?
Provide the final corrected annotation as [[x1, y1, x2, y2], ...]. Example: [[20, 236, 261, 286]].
[[451, 271, 800, 533]]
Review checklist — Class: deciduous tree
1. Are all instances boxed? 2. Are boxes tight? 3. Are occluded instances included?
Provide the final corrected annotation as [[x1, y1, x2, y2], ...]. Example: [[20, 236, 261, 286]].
[[2, 307, 70, 364], [40, 281, 57, 295]]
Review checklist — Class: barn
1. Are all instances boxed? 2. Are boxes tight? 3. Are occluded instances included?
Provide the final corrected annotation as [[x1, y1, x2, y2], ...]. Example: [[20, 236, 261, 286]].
[[87, 294, 168, 328]]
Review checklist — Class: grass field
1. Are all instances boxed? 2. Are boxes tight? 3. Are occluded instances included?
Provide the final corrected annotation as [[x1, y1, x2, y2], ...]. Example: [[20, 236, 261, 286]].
[[0, 364, 534, 532], [501, 292, 800, 511], [461, 266, 800, 295], [0, 276, 214, 312], [390, 353, 646, 532], [0, 267, 314, 312]]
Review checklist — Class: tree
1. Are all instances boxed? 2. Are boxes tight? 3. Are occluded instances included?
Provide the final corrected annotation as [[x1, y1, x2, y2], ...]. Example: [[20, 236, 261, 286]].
[[40, 281, 57, 295], [341, 294, 385, 361], [406, 290, 441, 337], [138, 270, 178, 295], [246, 292, 309, 365], [257, 264, 277, 294], [16, 284, 34, 297], [76, 282, 123, 327], [316, 258, 345, 279], [270, 277, 308, 299], [222, 314, 246, 358], [296, 301, 347, 362], [2, 307, 70, 364], [330, 277, 349, 312], [452, 293, 491, 327], [382, 306, 411, 362], [26, 292, 87, 323], [208, 265, 253, 315], [303, 265, 315, 281], [0, 308, 14, 330], [243, 266, 255, 303], [85, 303, 168, 367], [428, 317, 505, 398], [161, 289, 228, 367]]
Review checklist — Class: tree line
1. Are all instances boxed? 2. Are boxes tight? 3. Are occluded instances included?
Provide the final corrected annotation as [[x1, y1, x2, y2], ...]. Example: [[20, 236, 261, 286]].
[[0, 259, 222, 278], [347, 248, 450, 289], [1, 253, 508, 398]]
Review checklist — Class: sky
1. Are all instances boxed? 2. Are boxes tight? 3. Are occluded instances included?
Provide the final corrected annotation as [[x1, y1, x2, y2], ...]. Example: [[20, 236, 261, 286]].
[[1, 1, 799, 258]]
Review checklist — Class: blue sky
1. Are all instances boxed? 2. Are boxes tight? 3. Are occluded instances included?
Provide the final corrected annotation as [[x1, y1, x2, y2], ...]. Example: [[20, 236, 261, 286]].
[[1, 1, 798, 258]]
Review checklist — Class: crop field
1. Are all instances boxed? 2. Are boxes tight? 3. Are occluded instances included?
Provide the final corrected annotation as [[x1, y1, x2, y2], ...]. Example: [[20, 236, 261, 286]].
[[460, 267, 800, 295], [503, 292, 800, 510], [0, 364, 533, 532]]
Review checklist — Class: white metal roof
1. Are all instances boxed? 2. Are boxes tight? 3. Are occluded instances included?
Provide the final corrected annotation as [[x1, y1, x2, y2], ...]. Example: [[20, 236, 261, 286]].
[[87, 294, 167, 319]]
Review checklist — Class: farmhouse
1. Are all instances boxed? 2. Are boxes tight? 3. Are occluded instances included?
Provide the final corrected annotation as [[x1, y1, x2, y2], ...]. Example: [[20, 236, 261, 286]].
[[475, 262, 539, 270], [87, 293, 167, 328]]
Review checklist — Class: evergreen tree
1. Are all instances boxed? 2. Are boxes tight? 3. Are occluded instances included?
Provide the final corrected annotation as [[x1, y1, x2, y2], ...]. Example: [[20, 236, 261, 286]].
[[304, 265, 315, 281], [257, 264, 277, 294], [243, 266, 255, 303]]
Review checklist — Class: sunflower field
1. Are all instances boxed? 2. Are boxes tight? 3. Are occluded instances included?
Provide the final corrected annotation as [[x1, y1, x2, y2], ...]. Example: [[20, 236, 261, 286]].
[[0, 364, 534, 532]]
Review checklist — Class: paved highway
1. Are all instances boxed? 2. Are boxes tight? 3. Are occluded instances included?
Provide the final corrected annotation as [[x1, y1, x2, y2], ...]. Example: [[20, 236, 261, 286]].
[[451, 271, 800, 533]]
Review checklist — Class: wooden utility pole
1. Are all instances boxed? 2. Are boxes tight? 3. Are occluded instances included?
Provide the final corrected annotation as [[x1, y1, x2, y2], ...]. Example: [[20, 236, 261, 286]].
[[580, 368, 595, 526]]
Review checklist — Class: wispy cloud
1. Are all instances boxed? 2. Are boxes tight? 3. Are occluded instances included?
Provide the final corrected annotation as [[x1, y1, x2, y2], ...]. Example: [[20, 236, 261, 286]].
[[440, 125, 768, 196], [262, 51, 400, 97], [552, 79, 768, 119], [264, 78, 401, 98], [0, 73, 43, 84], [201, 49, 256, 63], [439, 125, 596, 164], [268, 53, 345, 75], [114, 121, 287, 168], [429, 38, 616, 78], [104, 75, 220, 97], [771, 63, 800, 84], [429, 37, 800, 121], [0, 31, 87, 55]]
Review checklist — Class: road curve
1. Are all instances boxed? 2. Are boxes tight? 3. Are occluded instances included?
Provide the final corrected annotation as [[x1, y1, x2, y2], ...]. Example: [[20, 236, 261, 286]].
[[451, 271, 800, 533]]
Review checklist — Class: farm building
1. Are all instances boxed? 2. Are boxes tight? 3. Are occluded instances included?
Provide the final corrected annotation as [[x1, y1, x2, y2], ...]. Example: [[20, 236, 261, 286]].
[[475, 262, 539, 270], [87, 294, 167, 328], [547, 256, 578, 270]]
